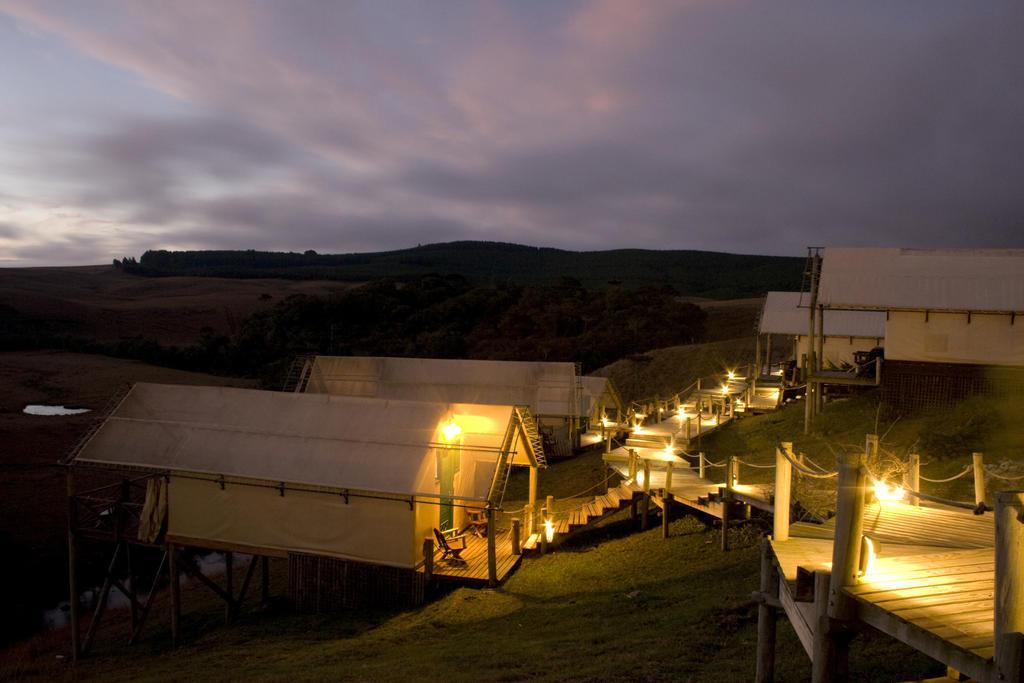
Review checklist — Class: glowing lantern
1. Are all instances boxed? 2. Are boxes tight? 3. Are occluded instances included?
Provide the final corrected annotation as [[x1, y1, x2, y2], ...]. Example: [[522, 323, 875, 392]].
[[873, 480, 904, 502], [544, 518, 554, 543], [442, 420, 462, 442]]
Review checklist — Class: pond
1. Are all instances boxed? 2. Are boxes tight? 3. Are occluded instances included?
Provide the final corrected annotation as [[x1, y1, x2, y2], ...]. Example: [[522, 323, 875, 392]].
[[22, 404, 91, 416]]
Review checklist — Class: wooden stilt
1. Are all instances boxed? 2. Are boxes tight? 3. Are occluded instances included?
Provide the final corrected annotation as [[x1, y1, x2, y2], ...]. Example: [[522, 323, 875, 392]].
[[972, 452, 986, 507], [528, 467, 538, 537], [755, 539, 779, 682], [129, 551, 167, 646], [810, 571, 837, 683], [995, 491, 1024, 683], [774, 444, 793, 541], [236, 555, 258, 612], [720, 490, 731, 552], [169, 543, 180, 648], [224, 551, 234, 623], [422, 539, 434, 583], [81, 543, 122, 654], [906, 453, 920, 507]]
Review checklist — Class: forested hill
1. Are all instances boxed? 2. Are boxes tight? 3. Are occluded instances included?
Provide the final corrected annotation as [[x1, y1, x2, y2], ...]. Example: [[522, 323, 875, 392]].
[[120, 242, 804, 298]]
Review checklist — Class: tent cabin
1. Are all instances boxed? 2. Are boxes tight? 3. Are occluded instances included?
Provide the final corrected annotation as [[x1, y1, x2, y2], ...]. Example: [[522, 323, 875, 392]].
[[817, 247, 1024, 409], [756, 291, 885, 377], [580, 375, 624, 424], [67, 383, 544, 625], [301, 356, 583, 456]]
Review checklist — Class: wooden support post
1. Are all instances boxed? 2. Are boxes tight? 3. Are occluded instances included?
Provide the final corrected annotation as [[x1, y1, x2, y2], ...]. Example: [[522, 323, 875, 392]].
[[973, 452, 986, 507], [511, 518, 521, 556], [642, 459, 651, 494], [641, 492, 650, 531], [803, 374, 813, 436], [720, 489, 732, 552], [995, 491, 1024, 683], [540, 506, 549, 555], [224, 551, 234, 623], [528, 466, 538, 537], [774, 443, 793, 541], [66, 469, 80, 662], [168, 543, 180, 648], [810, 571, 839, 683], [699, 451, 706, 480], [423, 538, 434, 582], [486, 506, 497, 588], [604, 424, 611, 453], [260, 556, 270, 605], [906, 453, 920, 507], [628, 449, 637, 481], [664, 462, 674, 494], [830, 451, 866, 612], [685, 417, 692, 441], [755, 539, 780, 682], [630, 495, 638, 521]]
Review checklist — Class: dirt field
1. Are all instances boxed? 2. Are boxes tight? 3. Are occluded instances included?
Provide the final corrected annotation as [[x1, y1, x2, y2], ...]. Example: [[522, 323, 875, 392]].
[[0, 265, 352, 345], [0, 352, 254, 643]]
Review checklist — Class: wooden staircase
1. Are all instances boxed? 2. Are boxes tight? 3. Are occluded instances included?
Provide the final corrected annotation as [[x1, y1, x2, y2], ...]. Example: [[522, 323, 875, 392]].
[[281, 354, 314, 392], [522, 480, 643, 551]]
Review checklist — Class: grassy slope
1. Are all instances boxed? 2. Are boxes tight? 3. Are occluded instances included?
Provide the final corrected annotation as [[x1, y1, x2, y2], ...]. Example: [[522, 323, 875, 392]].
[[2, 513, 939, 682]]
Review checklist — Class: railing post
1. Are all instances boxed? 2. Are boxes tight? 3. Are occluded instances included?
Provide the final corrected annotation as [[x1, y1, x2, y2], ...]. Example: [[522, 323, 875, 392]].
[[486, 506, 497, 587], [685, 416, 692, 441], [643, 459, 651, 494], [906, 453, 920, 508], [994, 491, 1024, 683], [540, 506, 549, 555], [774, 443, 793, 541], [973, 452, 987, 507], [729, 456, 739, 488], [511, 518, 521, 556], [665, 462, 674, 494], [423, 537, 434, 582], [699, 451, 706, 480], [865, 434, 879, 461]]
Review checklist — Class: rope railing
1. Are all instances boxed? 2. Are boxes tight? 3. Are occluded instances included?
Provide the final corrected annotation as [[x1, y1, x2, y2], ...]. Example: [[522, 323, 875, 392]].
[[919, 465, 972, 483], [984, 467, 1024, 482], [735, 459, 777, 469], [776, 442, 839, 479]]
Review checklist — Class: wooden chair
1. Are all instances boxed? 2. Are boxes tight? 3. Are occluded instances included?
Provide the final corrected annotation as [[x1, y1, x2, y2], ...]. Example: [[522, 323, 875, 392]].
[[433, 527, 467, 562]]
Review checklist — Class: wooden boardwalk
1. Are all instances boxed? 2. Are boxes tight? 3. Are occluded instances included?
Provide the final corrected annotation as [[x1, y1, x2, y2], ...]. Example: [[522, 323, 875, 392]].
[[769, 500, 998, 681], [424, 531, 521, 585]]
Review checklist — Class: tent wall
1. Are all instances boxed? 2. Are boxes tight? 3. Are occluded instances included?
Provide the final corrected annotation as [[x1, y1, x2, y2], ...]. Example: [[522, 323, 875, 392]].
[[795, 335, 881, 367], [886, 311, 1024, 366], [168, 477, 420, 568]]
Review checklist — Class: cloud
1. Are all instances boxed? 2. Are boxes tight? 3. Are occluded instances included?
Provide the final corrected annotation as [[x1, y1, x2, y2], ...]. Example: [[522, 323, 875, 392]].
[[0, 0, 1023, 265]]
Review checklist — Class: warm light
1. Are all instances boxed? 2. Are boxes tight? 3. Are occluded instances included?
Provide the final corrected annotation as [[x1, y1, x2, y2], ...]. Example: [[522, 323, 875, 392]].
[[860, 536, 877, 579], [636, 469, 646, 488], [633, 426, 645, 435], [601, 417, 612, 428], [442, 420, 462, 442], [634, 413, 647, 420], [663, 444, 675, 458], [873, 480, 904, 502], [544, 518, 554, 543], [727, 370, 736, 380], [721, 384, 729, 394]]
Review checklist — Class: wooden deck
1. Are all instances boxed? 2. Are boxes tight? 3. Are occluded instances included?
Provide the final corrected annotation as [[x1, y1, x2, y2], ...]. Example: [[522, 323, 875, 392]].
[[423, 531, 522, 585], [769, 500, 997, 681]]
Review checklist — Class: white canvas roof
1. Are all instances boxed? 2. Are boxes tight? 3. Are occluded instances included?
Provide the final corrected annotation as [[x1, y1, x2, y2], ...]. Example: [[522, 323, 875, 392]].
[[818, 248, 1024, 313], [306, 356, 579, 417], [580, 376, 622, 418], [759, 291, 885, 338], [74, 383, 520, 497]]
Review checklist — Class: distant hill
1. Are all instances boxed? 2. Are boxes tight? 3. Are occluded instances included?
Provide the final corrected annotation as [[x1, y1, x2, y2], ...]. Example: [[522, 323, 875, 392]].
[[124, 241, 804, 298]]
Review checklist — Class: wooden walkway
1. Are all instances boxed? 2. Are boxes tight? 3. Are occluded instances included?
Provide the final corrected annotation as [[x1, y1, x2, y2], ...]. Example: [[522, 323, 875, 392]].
[[424, 531, 522, 585], [603, 446, 772, 520], [769, 500, 998, 681], [522, 480, 644, 551]]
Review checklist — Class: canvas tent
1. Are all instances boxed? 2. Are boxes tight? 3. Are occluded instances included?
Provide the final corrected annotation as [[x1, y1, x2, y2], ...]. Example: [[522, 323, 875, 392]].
[[817, 248, 1024, 367], [72, 383, 541, 570], [758, 291, 885, 368], [580, 376, 623, 423], [302, 356, 582, 453]]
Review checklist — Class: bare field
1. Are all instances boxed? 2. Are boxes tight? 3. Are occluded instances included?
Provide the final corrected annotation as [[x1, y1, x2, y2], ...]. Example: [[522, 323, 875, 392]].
[[0, 265, 353, 345]]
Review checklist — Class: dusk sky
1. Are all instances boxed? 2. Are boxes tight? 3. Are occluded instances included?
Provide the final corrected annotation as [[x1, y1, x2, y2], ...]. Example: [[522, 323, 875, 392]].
[[1, 1, 1023, 266]]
